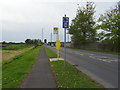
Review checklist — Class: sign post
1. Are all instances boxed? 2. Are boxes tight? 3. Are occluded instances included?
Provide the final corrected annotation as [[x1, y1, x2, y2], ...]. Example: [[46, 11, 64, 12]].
[[56, 40, 60, 58], [54, 27, 60, 59], [63, 14, 69, 66]]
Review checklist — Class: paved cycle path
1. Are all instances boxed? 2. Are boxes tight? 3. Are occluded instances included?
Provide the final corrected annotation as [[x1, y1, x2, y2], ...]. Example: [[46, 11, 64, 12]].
[[21, 48, 57, 88]]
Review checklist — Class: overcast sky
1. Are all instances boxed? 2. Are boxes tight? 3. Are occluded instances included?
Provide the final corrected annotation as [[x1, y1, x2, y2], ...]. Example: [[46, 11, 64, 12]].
[[0, 0, 119, 42]]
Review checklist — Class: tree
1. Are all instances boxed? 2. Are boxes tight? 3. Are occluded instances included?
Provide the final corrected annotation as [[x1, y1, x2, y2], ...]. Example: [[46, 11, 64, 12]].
[[97, 2, 120, 51], [33, 39, 39, 48], [25, 39, 42, 48], [68, 2, 96, 47], [25, 39, 31, 44], [2, 41, 6, 44], [97, 31, 105, 41]]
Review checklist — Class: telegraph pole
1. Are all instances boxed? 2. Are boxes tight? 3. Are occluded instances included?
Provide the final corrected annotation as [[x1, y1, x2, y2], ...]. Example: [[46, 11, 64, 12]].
[[51, 33, 52, 42], [42, 28, 43, 42], [51, 32, 52, 46]]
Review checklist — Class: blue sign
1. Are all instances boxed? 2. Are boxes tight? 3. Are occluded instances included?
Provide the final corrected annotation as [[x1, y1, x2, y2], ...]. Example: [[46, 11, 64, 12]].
[[63, 17, 69, 28]]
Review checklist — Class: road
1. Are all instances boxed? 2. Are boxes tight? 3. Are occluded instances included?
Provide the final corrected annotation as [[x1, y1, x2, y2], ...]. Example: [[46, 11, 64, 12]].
[[46, 45, 118, 88]]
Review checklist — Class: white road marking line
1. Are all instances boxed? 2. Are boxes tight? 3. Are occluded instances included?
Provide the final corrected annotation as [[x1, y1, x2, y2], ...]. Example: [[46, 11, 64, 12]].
[[79, 53, 94, 56], [89, 56, 118, 63], [80, 54, 84, 56], [73, 51, 95, 56]]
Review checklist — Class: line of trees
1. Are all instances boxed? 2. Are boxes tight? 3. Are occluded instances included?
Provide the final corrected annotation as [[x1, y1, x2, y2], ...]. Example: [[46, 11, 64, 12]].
[[96, 2, 120, 51], [68, 1, 120, 51], [1, 41, 24, 44], [25, 39, 42, 48]]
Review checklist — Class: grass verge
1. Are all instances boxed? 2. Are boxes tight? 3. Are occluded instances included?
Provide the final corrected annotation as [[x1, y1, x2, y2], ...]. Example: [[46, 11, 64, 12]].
[[45, 47, 101, 88], [2, 46, 42, 88], [44, 47, 57, 58], [51, 61, 101, 88]]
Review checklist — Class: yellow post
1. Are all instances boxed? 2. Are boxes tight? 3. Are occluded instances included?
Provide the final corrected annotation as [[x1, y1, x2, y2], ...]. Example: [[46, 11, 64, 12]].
[[56, 40, 60, 51], [54, 27, 60, 59]]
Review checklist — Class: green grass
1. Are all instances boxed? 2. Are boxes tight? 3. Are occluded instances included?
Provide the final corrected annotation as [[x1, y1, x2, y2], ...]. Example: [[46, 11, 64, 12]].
[[51, 61, 101, 88], [2, 46, 42, 88], [45, 47, 101, 88], [2, 44, 32, 50], [44, 47, 57, 58]]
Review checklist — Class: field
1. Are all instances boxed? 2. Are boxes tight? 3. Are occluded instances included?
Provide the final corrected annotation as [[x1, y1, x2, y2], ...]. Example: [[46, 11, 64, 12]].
[[0, 44, 33, 61], [45, 47, 102, 88], [1, 44, 31, 50], [2, 47, 33, 61], [2, 46, 42, 88]]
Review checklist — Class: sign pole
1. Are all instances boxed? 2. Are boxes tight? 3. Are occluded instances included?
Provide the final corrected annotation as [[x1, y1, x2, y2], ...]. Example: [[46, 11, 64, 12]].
[[62, 14, 69, 67], [64, 28, 66, 66], [64, 14, 66, 67]]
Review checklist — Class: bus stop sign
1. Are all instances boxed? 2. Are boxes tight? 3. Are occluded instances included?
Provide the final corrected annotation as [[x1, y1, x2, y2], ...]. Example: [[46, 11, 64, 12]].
[[63, 17, 69, 28]]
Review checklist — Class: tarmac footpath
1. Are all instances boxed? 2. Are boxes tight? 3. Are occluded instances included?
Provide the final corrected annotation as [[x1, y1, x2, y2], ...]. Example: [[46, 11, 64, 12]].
[[21, 48, 57, 88]]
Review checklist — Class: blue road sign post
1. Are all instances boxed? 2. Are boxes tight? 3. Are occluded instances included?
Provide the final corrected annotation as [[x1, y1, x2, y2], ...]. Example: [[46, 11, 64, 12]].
[[63, 17, 69, 28], [63, 14, 69, 67]]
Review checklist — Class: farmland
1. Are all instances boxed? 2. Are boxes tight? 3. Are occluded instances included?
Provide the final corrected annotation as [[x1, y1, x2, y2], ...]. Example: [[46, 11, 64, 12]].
[[1, 44, 32, 50], [0, 44, 33, 61]]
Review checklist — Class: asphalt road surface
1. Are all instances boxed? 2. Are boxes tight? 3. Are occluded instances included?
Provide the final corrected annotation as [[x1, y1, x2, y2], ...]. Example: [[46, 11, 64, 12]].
[[46, 45, 118, 88]]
